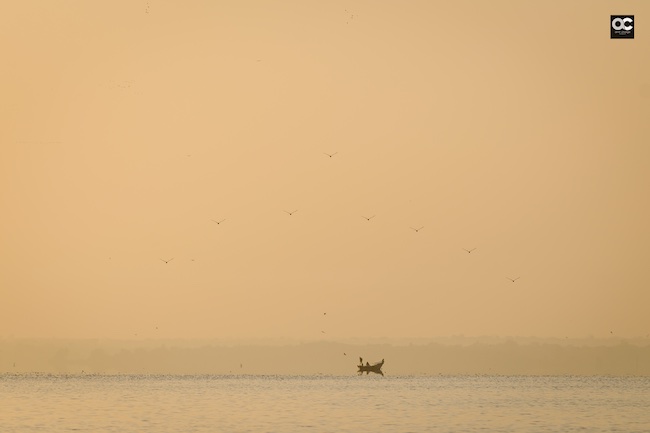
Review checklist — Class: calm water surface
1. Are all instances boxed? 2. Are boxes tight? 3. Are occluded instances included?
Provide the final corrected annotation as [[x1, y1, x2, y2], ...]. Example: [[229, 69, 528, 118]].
[[1, 374, 649, 432]]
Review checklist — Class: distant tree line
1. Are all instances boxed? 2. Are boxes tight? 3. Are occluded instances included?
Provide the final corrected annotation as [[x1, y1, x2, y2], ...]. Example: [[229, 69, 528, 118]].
[[2, 339, 649, 376]]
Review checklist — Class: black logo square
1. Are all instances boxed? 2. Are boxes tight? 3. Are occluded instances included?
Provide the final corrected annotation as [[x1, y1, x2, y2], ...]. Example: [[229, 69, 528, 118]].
[[611, 15, 634, 39]]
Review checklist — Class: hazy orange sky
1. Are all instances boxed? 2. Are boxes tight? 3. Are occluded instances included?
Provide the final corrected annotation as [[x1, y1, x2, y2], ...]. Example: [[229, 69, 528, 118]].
[[1, 1, 648, 341]]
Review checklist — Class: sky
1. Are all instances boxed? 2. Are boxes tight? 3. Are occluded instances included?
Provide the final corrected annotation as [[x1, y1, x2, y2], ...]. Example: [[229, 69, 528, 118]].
[[1, 0, 649, 342]]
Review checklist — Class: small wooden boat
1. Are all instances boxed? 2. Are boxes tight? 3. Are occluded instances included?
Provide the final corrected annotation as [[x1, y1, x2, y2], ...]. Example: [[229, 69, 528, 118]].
[[357, 358, 384, 376]]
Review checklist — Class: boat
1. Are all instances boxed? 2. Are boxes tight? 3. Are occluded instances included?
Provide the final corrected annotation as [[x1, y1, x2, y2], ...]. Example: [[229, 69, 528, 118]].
[[357, 358, 384, 376]]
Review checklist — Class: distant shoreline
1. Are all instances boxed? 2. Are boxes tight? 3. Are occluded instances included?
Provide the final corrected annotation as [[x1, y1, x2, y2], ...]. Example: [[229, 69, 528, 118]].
[[2, 337, 649, 376]]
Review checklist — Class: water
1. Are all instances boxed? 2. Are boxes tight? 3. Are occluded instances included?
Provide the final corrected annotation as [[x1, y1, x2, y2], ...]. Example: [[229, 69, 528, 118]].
[[2, 374, 649, 432]]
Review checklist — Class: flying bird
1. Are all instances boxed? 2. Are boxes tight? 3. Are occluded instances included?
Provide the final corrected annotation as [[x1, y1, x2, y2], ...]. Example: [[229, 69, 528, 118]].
[[160, 258, 174, 264], [463, 248, 476, 253], [324, 152, 338, 158], [410, 226, 424, 232], [345, 8, 355, 24], [506, 276, 521, 282], [362, 215, 375, 221], [284, 210, 298, 215], [211, 219, 226, 224]]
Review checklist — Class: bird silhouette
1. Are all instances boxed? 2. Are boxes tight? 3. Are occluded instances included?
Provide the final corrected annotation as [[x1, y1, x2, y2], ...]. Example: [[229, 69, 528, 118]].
[[410, 226, 424, 232], [506, 276, 521, 282], [345, 8, 355, 24], [362, 215, 375, 221], [211, 219, 226, 224], [463, 248, 476, 253], [284, 210, 298, 215], [324, 152, 338, 158], [160, 258, 174, 264]]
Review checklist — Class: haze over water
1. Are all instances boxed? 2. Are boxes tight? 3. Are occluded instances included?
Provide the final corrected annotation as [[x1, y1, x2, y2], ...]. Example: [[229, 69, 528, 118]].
[[2, 0, 650, 430]]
